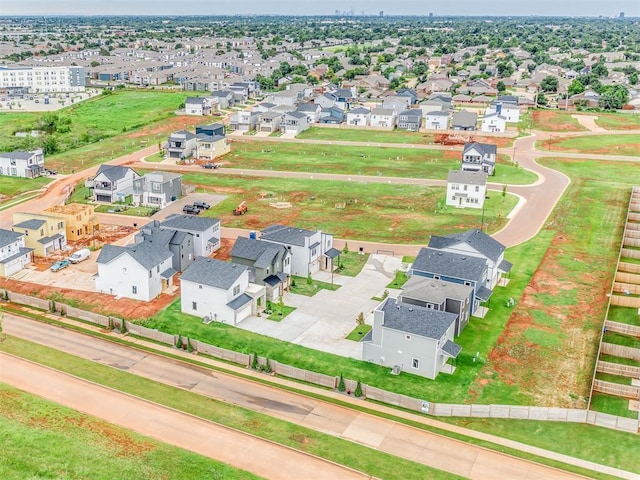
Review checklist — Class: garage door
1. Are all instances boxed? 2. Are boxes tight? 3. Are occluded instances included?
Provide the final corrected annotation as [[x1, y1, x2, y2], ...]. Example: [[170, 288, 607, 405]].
[[236, 303, 252, 324], [5, 258, 24, 276]]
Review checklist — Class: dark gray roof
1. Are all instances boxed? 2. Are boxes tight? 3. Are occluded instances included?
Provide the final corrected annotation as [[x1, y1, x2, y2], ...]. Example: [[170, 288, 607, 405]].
[[463, 142, 497, 157], [169, 130, 196, 140], [476, 286, 493, 302], [412, 247, 486, 283], [428, 229, 505, 263], [379, 298, 457, 340], [260, 224, 318, 247], [37, 233, 64, 245], [285, 111, 307, 119], [96, 242, 172, 270], [210, 90, 233, 97], [447, 170, 487, 186], [399, 109, 422, 118], [452, 110, 477, 127], [442, 340, 462, 358], [0, 247, 32, 264], [296, 103, 319, 112], [324, 247, 341, 259], [0, 150, 36, 160], [0, 228, 25, 248], [95, 164, 137, 182], [185, 97, 205, 104], [196, 133, 226, 143], [231, 237, 285, 269], [160, 267, 177, 279], [14, 219, 46, 230], [349, 107, 370, 114], [499, 259, 513, 272], [401, 276, 472, 304], [180, 257, 247, 290], [263, 274, 286, 287], [227, 293, 252, 311], [161, 214, 220, 233], [426, 111, 450, 117]]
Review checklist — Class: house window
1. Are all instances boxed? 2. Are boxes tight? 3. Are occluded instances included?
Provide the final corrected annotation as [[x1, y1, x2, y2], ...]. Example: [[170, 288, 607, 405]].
[[233, 285, 240, 296], [192, 301, 197, 311], [412, 358, 420, 369], [434, 275, 440, 280], [199, 284, 203, 289], [464, 281, 471, 286], [475, 186, 480, 192], [132, 286, 137, 294], [122, 268, 127, 275], [405, 334, 411, 341], [285, 257, 290, 266], [311, 248, 317, 256], [58, 222, 63, 229]]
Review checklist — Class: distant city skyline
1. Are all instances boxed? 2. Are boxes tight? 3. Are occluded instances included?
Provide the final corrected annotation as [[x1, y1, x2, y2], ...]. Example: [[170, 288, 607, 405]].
[[2, 0, 638, 17]]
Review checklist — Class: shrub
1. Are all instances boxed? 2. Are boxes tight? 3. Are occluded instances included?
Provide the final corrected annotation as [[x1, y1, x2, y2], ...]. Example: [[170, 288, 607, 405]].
[[176, 334, 182, 349], [356, 312, 365, 326], [119, 319, 126, 334], [337, 373, 346, 392], [343, 242, 349, 254], [264, 357, 272, 373], [354, 380, 363, 398], [49, 300, 56, 313], [187, 338, 194, 353], [251, 352, 259, 370], [291, 278, 296, 287], [306, 272, 312, 285]]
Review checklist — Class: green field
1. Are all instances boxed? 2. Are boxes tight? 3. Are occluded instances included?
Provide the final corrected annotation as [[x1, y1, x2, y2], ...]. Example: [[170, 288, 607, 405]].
[[530, 110, 587, 132], [226, 140, 535, 184], [297, 126, 437, 144], [178, 172, 518, 244], [594, 113, 640, 130], [538, 134, 640, 156], [0, 383, 261, 480], [0, 176, 52, 198]]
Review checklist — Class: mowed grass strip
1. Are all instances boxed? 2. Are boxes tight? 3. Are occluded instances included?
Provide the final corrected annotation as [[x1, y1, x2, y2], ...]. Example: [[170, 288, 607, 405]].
[[177, 172, 518, 243], [0, 176, 52, 198], [0, 336, 460, 480], [594, 113, 640, 131], [225, 140, 536, 184], [538, 134, 640, 156], [0, 383, 261, 480], [530, 110, 587, 132]]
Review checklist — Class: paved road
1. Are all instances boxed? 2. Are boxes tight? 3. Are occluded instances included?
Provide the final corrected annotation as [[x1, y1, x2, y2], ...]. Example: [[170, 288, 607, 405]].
[[3, 314, 612, 480], [0, 351, 370, 480]]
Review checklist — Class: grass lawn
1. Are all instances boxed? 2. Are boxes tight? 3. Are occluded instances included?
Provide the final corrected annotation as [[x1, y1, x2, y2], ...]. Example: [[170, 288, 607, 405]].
[[335, 251, 369, 277], [265, 302, 296, 321], [599, 354, 640, 367], [387, 271, 409, 289], [94, 204, 158, 217], [589, 393, 639, 420], [346, 324, 372, 341], [530, 110, 587, 132], [225, 140, 535, 184], [594, 113, 640, 131], [606, 306, 640, 326], [538, 134, 640, 156], [0, 335, 459, 480], [297, 126, 437, 144], [179, 172, 518, 244], [603, 331, 640, 349], [290, 275, 340, 296], [0, 176, 52, 198], [402, 255, 415, 263], [0, 383, 260, 480]]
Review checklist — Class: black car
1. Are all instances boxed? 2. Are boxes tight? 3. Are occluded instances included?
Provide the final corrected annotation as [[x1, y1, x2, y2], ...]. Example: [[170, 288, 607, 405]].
[[193, 201, 210, 210], [44, 168, 57, 175], [182, 204, 201, 215], [202, 163, 218, 169]]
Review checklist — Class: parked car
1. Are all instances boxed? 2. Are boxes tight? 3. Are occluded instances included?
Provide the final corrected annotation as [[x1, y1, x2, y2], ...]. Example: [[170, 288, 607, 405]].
[[43, 168, 57, 176], [202, 163, 218, 169], [50, 259, 70, 272], [182, 204, 201, 215], [68, 248, 91, 264], [193, 201, 210, 210]]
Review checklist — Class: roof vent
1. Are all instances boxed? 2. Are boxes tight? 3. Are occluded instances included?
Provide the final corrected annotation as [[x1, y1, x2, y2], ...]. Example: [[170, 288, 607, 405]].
[[207, 258, 211, 262], [408, 307, 413, 312], [462, 257, 466, 260]]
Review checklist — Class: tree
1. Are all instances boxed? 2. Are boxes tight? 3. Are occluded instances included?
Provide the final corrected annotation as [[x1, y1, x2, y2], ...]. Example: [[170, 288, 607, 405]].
[[356, 312, 365, 326], [536, 92, 548, 106], [354, 380, 363, 398], [598, 85, 629, 110], [540, 75, 559, 92], [337, 373, 346, 392], [567, 79, 585, 96], [343, 242, 349, 253], [591, 61, 608, 79], [496, 81, 506, 93]]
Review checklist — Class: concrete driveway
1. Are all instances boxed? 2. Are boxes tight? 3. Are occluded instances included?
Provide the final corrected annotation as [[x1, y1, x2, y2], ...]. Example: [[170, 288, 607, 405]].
[[11, 254, 98, 292], [237, 254, 401, 358]]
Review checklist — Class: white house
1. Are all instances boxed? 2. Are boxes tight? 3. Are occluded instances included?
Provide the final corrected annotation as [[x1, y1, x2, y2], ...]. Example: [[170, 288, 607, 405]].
[[95, 242, 175, 302], [486, 101, 520, 123], [184, 97, 212, 116], [370, 108, 397, 128], [446, 170, 487, 209], [259, 224, 336, 276], [0, 229, 32, 277], [282, 111, 310, 135], [159, 214, 221, 256], [461, 142, 497, 176], [362, 298, 461, 380], [0, 149, 44, 178], [180, 257, 265, 325], [346, 107, 371, 126], [424, 111, 450, 130], [480, 113, 507, 133], [88, 165, 140, 203]]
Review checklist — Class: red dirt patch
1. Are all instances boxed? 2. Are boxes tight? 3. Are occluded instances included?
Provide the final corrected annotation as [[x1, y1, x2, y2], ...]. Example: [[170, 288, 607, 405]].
[[532, 110, 585, 133]]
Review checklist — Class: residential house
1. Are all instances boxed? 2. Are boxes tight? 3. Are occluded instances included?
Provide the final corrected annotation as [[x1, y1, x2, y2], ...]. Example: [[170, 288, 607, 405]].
[[396, 88, 419, 105], [159, 214, 221, 256], [410, 247, 492, 315], [180, 257, 265, 325], [196, 123, 225, 138], [12, 212, 66, 257], [95, 242, 175, 302], [282, 111, 310, 135], [370, 108, 397, 128], [0, 229, 32, 277], [184, 97, 212, 116], [134, 220, 195, 273], [258, 110, 283, 133], [486, 100, 520, 123], [230, 110, 260, 131], [480, 113, 507, 133], [461, 142, 497, 175], [399, 276, 473, 336], [318, 106, 345, 124], [43, 203, 98, 242], [88, 165, 140, 203], [195, 132, 230, 160], [231, 236, 291, 300], [259, 224, 335, 276], [382, 95, 412, 114], [428, 229, 512, 290], [446, 170, 488, 209], [314, 92, 338, 109], [362, 297, 461, 380], [397, 109, 423, 131], [132, 171, 182, 209], [296, 103, 322, 124], [332, 87, 356, 110], [346, 107, 371, 127], [0, 149, 44, 178], [209, 90, 234, 109], [165, 130, 196, 159], [424, 111, 450, 130], [451, 110, 478, 131], [269, 89, 301, 107]]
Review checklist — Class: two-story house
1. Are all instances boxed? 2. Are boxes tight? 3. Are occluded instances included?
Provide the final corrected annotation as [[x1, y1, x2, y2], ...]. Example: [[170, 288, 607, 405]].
[[0, 149, 44, 178], [452, 110, 478, 131], [208, 90, 234, 109], [397, 109, 423, 131], [165, 130, 197, 160], [184, 96, 212, 116], [486, 100, 520, 123], [44, 203, 98, 242], [370, 108, 397, 128], [480, 113, 507, 133], [231, 236, 291, 300], [424, 111, 450, 130], [159, 214, 221, 257], [180, 257, 265, 326], [88, 165, 140, 203], [195, 132, 230, 160], [0, 228, 32, 277], [362, 298, 461, 380], [428, 229, 512, 290], [346, 107, 371, 127], [281, 111, 310, 135], [230, 110, 260, 132], [446, 170, 488, 209], [461, 142, 497, 176], [318, 106, 345, 124], [296, 103, 322, 124], [12, 212, 66, 257], [132, 171, 182, 209], [196, 123, 225, 137], [382, 95, 412, 114], [134, 220, 195, 273], [258, 110, 283, 133], [259, 224, 334, 276], [410, 247, 492, 315]]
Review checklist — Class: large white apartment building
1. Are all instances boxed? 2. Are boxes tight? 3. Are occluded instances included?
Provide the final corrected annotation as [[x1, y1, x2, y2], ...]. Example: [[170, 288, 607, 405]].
[[0, 65, 86, 94]]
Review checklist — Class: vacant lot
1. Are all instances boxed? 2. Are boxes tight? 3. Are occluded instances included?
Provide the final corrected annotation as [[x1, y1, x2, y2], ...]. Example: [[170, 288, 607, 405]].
[[539, 134, 640, 156], [0, 383, 260, 480], [225, 140, 536, 184], [177, 172, 518, 243], [0, 176, 52, 199], [594, 113, 640, 131], [530, 110, 587, 132]]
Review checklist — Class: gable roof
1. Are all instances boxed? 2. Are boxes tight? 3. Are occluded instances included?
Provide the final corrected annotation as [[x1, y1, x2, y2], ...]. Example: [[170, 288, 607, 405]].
[[401, 275, 473, 304], [231, 237, 287, 269], [463, 142, 497, 157], [95, 164, 137, 182], [428, 229, 506, 262], [412, 247, 486, 282], [180, 257, 246, 289], [379, 298, 458, 340], [0, 228, 24, 248], [96, 242, 172, 270], [14, 218, 46, 230], [452, 110, 477, 127], [0, 150, 37, 160], [160, 214, 220, 233], [447, 170, 488, 186], [260, 224, 318, 247]]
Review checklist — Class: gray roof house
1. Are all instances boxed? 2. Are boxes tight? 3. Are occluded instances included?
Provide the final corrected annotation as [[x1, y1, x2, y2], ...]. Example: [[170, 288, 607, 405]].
[[461, 142, 497, 175], [451, 110, 478, 131], [88, 164, 140, 203], [180, 257, 265, 326], [446, 170, 488, 209], [134, 220, 195, 273], [0, 228, 32, 277], [282, 111, 310, 135], [165, 130, 197, 159], [159, 214, 221, 257], [397, 109, 423, 131], [363, 297, 461, 379], [424, 111, 450, 130], [0, 148, 44, 178], [410, 247, 492, 316], [132, 171, 182, 209]]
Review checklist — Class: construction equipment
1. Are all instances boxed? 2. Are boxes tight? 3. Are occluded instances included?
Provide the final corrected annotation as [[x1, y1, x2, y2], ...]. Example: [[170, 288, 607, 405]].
[[233, 200, 248, 216]]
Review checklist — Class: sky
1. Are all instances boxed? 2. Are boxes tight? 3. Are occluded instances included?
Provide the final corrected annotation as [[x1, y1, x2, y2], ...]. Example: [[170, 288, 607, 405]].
[[2, 0, 638, 17]]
